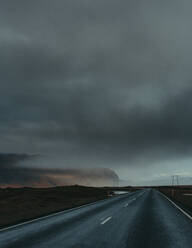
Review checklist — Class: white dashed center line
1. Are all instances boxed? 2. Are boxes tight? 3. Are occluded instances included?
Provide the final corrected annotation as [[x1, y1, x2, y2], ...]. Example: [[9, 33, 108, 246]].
[[100, 216, 112, 225]]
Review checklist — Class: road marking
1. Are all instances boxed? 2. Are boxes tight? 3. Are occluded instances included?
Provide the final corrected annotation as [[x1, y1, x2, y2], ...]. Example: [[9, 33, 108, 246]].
[[123, 192, 145, 209], [0, 192, 133, 232], [124, 197, 137, 207], [0, 196, 120, 232], [160, 193, 192, 221], [100, 216, 112, 225]]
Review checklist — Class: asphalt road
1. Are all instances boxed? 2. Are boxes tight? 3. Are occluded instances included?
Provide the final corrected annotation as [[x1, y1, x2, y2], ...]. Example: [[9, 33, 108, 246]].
[[0, 189, 192, 248]]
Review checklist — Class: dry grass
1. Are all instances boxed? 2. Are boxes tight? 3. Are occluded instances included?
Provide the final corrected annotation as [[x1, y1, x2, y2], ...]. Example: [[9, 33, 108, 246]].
[[0, 185, 109, 228], [158, 186, 192, 210]]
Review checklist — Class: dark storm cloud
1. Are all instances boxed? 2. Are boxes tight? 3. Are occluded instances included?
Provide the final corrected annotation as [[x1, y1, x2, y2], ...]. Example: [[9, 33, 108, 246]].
[[0, 153, 118, 187], [0, 153, 42, 185], [1, 0, 192, 176]]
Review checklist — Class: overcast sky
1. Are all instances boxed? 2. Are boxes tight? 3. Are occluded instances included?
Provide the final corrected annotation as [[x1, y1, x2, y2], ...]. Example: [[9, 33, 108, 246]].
[[1, 0, 192, 185]]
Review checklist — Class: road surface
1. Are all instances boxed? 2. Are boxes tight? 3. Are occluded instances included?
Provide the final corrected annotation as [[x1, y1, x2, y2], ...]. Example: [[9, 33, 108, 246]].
[[0, 189, 192, 248]]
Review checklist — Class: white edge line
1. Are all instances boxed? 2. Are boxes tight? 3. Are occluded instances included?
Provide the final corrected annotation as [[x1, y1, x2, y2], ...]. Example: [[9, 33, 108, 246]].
[[0, 198, 109, 232], [0, 192, 131, 233], [100, 216, 112, 225], [160, 192, 192, 221]]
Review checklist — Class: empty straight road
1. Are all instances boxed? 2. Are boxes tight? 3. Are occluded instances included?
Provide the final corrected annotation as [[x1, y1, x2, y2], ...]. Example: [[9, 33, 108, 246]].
[[0, 189, 192, 248]]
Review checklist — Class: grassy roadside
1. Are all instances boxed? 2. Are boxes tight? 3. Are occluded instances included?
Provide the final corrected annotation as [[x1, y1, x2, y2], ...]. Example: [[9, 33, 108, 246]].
[[0, 185, 110, 229], [158, 186, 192, 215]]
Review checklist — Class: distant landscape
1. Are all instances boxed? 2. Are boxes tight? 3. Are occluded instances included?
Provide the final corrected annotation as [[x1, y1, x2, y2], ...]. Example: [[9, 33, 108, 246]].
[[0, 185, 192, 229], [0, 185, 111, 228]]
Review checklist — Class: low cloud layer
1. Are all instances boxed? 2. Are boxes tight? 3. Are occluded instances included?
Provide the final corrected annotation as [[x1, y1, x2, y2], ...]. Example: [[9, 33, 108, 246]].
[[1, 0, 192, 184], [0, 154, 119, 187]]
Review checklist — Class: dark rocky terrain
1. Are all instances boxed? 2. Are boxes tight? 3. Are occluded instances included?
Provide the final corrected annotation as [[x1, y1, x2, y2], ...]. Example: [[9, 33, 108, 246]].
[[0, 185, 110, 228]]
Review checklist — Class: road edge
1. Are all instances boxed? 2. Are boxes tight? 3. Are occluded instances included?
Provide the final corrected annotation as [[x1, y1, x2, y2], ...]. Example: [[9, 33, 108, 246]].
[[0, 197, 109, 232], [159, 191, 192, 221], [0, 192, 131, 233]]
